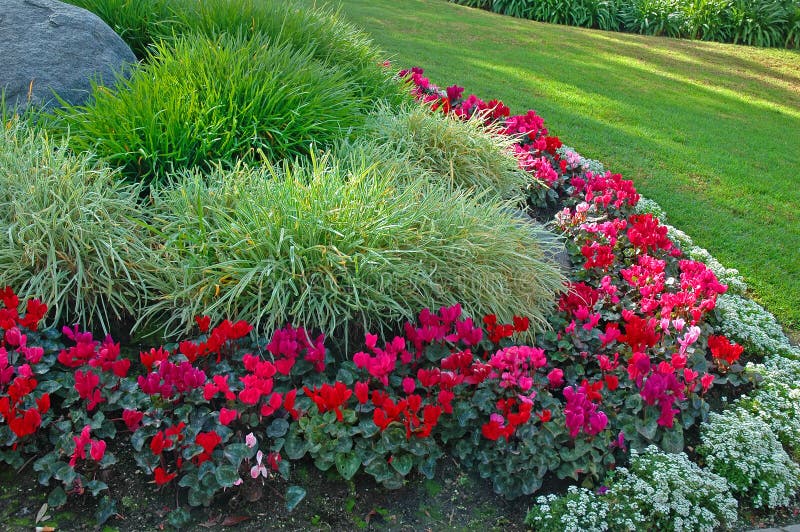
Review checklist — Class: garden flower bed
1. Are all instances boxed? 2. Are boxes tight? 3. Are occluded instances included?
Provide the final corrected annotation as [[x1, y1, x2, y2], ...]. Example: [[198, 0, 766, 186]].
[[2, 1, 799, 529]]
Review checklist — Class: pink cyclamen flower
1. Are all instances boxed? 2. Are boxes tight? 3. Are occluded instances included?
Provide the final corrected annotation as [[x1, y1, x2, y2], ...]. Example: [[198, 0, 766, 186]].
[[251, 450, 268, 479], [245, 432, 257, 448]]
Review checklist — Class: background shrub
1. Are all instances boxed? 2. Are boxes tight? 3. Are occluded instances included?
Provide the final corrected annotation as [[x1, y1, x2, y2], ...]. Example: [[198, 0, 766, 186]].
[[352, 105, 530, 201], [144, 155, 565, 342], [50, 33, 360, 183], [619, 0, 686, 36], [728, 0, 790, 47], [452, 0, 800, 48], [0, 119, 159, 330]]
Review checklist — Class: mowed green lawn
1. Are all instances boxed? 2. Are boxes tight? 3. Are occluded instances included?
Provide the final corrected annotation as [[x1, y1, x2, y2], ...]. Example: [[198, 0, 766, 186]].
[[329, 0, 800, 331]]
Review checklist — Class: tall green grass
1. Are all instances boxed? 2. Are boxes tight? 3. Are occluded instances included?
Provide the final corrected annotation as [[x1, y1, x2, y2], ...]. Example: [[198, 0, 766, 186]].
[[144, 155, 565, 342], [64, 0, 406, 105], [50, 32, 361, 183], [64, 0, 175, 59], [0, 119, 160, 330]]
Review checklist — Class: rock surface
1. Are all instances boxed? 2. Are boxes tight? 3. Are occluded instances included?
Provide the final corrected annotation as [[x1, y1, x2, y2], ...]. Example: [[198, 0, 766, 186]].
[[0, 0, 136, 111]]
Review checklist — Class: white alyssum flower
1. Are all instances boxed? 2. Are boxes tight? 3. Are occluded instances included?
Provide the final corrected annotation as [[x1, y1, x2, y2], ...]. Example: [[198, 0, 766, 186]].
[[715, 294, 800, 359], [634, 195, 667, 222], [526, 486, 615, 532], [611, 446, 737, 531], [699, 407, 800, 509]]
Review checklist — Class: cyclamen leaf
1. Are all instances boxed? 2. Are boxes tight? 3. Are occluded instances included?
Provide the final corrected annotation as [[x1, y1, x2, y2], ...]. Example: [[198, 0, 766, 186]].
[[48, 486, 67, 508], [390, 454, 414, 476], [86, 480, 108, 497], [335, 452, 361, 480], [223, 443, 252, 466], [283, 430, 308, 460], [95, 496, 117, 527], [266, 418, 289, 438], [285, 486, 306, 512], [36, 380, 62, 394], [215, 464, 240, 487]]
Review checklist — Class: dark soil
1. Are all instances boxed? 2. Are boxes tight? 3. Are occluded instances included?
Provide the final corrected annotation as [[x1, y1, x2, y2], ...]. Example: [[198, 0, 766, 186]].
[[1, 451, 530, 531]]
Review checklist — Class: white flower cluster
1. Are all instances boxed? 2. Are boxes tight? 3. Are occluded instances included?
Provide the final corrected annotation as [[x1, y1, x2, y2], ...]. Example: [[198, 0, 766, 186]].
[[760, 354, 800, 384], [612, 446, 738, 532], [525, 446, 737, 532], [526, 486, 615, 532], [634, 195, 667, 222], [715, 294, 800, 359], [738, 380, 800, 457], [700, 407, 800, 509]]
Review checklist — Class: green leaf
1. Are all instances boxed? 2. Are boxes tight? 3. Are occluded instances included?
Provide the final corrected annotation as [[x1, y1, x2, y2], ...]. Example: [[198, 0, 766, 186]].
[[267, 418, 290, 438], [167, 507, 192, 529], [661, 426, 684, 453], [86, 480, 108, 497], [223, 443, 252, 466], [417, 456, 436, 479], [94, 496, 116, 526], [390, 454, 413, 476], [285, 486, 306, 512], [197, 461, 215, 481], [284, 429, 308, 460], [187, 488, 208, 507], [48, 486, 67, 508], [215, 464, 240, 488], [130, 429, 147, 452], [37, 380, 62, 394], [356, 419, 379, 438], [335, 452, 361, 481], [178, 472, 198, 488], [54, 462, 76, 485]]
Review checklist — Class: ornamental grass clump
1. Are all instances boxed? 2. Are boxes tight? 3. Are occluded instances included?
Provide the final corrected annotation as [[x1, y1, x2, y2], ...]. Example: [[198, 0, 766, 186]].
[[358, 105, 530, 201], [699, 406, 800, 509], [62, 0, 176, 59], [0, 119, 159, 330], [170, 0, 405, 106], [51, 32, 360, 184], [64, 0, 405, 105], [144, 155, 565, 341]]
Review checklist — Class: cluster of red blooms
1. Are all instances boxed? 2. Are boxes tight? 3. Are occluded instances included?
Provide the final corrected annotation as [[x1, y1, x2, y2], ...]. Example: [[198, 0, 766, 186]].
[[0, 288, 49, 439], [400, 66, 745, 437]]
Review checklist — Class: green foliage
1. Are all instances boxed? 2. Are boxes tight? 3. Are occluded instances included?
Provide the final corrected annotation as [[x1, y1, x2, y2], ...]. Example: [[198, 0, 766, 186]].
[[352, 105, 530, 201], [169, 0, 406, 106], [50, 32, 360, 184], [680, 0, 734, 41], [453, 0, 800, 47], [144, 155, 565, 340], [64, 0, 406, 103], [728, 0, 791, 47], [62, 0, 176, 59], [0, 119, 159, 330], [618, 0, 686, 37], [291, 408, 443, 490]]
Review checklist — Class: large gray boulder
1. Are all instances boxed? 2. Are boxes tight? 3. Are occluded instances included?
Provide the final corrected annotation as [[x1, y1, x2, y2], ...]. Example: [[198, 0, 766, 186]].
[[0, 0, 136, 112]]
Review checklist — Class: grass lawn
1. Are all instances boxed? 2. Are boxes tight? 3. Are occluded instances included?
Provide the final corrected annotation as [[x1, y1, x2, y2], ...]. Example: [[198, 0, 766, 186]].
[[327, 0, 800, 331]]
